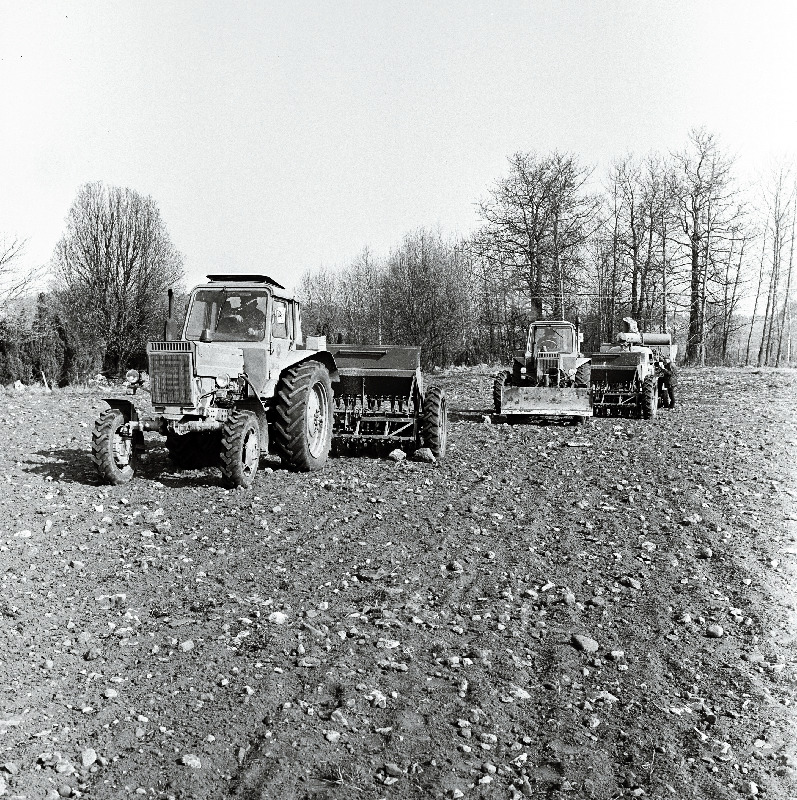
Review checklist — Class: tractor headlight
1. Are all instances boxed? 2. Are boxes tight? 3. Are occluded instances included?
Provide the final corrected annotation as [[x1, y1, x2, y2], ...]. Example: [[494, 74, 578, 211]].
[[125, 369, 141, 384], [215, 373, 230, 389]]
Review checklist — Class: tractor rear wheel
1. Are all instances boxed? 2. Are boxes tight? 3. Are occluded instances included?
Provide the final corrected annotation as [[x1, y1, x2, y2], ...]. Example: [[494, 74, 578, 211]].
[[273, 360, 333, 471], [641, 375, 658, 419], [220, 411, 260, 488], [92, 409, 137, 485], [493, 371, 511, 414], [574, 363, 591, 388], [422, 386, 448, 458]]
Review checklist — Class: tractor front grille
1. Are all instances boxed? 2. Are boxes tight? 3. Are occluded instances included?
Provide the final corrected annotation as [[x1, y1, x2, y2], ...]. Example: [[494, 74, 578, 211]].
[[149, 352, 194, 405], [148, 341, 191, 352]]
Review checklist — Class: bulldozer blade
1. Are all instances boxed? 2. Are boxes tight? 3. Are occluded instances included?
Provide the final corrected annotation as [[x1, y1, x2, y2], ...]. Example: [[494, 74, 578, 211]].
[[501, 386, 592, 417]]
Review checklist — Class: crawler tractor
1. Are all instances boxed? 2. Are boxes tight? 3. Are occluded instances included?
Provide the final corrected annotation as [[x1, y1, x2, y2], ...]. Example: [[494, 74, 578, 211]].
[[590, 319, 677, 418], [91, 275, 447, 488], [493, 319, 592, 422]]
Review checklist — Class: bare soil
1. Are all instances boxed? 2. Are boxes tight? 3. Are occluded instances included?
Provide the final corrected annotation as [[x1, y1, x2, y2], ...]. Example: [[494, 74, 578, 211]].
[[1, 367, 796, 800]]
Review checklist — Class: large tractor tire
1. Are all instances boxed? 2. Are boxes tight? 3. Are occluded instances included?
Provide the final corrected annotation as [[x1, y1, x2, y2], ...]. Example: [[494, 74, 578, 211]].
[[641, 375, 658, 420], [493, 370, 511, 414], [273, 360, 333, 471], [422, 386, 448, 459], [220, 411, 261, 488], [92, 409, 137, 485], [167, 431, 222, 469], [574, 362, 591, 388]]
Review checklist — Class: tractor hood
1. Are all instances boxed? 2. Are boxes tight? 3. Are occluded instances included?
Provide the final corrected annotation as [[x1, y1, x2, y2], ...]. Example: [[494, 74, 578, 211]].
[[194, 342, 245, 380]]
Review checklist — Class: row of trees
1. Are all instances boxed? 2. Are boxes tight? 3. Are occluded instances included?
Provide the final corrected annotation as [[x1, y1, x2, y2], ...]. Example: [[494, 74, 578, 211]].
[[301, 130, 796, 368], [0, 182, 183, 384], [0, 129, 795, 383]]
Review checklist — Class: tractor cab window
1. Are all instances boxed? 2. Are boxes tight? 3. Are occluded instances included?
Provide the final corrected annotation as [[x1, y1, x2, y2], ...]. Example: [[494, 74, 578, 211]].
[[184, 289, 269, 342], [533, 327, 573, 353]]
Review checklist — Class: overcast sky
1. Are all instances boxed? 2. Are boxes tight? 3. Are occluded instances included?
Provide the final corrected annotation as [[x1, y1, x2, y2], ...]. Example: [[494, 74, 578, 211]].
[[1, 1, 796, 292]]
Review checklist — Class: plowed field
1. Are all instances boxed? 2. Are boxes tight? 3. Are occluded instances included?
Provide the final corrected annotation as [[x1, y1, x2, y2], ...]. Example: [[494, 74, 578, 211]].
[[1, 367, 795, 800]]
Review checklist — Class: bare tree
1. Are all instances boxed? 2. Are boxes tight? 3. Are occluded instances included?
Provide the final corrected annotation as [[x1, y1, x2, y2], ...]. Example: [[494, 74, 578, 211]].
[[673, 129, 743, 365], [776, 195, 796, 365], [756, 166, 795, 365], [52, 182, 184, 376], [0, 236, 34, 311], [477, 151, 598, 323]]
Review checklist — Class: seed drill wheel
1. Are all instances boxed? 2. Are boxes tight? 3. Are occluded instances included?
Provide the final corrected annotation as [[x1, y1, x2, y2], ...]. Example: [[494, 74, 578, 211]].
[[92, 408, 136, 485], [493, 370, 511, 414], [274, 359, 333, 471], [220, 411, 260, 488], [641, 375, 658, 419], [422, 386, 448, 458]]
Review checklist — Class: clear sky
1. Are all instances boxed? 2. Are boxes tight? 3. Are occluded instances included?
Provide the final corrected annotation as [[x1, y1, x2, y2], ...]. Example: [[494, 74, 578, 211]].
[[1, 1, 796, 292]]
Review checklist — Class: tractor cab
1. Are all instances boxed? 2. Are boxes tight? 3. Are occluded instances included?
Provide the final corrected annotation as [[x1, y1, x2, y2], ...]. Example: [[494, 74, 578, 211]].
[[516, 320, 587, 388]]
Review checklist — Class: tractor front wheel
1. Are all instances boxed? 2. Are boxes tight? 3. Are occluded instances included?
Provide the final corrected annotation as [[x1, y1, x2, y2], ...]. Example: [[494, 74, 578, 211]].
[[92, 409, 137, 485], [220, 411, 261, 488], [273, 360, 333, 471], [493, 371, 511, 414], [574, 363, 591, 388], [641, 375, 658, 420], [422, 386, 448, 458]]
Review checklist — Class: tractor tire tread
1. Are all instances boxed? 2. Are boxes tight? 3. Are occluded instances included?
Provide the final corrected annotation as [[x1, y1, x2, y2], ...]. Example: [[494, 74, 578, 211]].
[[493, 370, 511, 415], [642, 374, 658, 420], [92, 409, 135, 485], [422, 385, 448, 458], [273, 360, 332, 471], [219, 410, 259, 488]]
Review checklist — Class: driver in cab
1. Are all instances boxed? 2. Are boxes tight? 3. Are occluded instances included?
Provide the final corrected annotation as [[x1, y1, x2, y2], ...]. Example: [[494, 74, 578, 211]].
[[537, 327, 561, 352], [216, 297, 266, 340]]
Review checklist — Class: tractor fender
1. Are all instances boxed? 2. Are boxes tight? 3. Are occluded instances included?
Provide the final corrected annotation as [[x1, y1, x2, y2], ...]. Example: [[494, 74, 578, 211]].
[[103, 398, 140, 423], [575, 356, 591, 369], [279, 350, 340, 383], [259, 351, 341, 401]]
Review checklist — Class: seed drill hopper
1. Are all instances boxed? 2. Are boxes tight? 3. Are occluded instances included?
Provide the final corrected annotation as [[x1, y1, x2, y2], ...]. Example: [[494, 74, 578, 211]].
[[327, 344, 448, 458]]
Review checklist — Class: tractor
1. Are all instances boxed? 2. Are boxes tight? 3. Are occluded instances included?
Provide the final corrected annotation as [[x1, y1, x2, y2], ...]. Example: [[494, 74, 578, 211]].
[[91, 274, 447, 488], [493, 319, 592, 423], [590, 318, 677, 418]]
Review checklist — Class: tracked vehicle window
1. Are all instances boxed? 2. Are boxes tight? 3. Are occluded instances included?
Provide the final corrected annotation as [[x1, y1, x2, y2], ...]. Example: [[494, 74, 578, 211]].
[[184, 289, 269, 342]]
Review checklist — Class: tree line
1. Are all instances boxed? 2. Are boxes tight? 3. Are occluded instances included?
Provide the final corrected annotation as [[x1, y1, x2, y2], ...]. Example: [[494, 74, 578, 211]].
[[0, 182, 183, 384], [0, 128, 795, 384], [301, 130, 796, 369]]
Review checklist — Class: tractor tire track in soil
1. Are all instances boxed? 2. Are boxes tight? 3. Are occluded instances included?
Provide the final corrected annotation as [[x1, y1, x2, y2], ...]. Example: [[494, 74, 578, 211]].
[[0, 367, 795, 800]]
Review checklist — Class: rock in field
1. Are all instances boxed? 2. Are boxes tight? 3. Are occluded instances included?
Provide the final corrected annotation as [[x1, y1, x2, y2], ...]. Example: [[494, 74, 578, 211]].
[[413, 447, 436, 463], [571, 634, 599, 653]]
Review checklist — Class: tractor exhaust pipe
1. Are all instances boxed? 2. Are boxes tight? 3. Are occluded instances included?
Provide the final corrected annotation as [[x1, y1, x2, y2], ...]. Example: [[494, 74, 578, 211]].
[[164, 289, 176, 341]]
